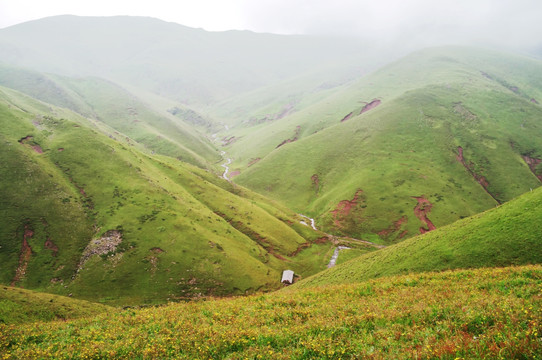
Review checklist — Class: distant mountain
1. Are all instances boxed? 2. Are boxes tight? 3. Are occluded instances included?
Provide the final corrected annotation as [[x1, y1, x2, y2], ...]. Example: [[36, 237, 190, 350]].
[[0, 15, 379, 105], [231, 47, 542, 242]]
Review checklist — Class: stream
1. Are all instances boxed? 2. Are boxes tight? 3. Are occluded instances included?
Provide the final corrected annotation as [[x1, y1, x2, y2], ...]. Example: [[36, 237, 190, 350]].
[[327, 246, 351, 268], [299, 214, 352, 268], [220, 151, 232, 181]]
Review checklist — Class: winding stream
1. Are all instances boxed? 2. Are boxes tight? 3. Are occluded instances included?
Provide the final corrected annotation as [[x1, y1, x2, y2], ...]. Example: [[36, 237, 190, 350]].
[[327, 246, 351, 268], [220, 151, 232, 181]]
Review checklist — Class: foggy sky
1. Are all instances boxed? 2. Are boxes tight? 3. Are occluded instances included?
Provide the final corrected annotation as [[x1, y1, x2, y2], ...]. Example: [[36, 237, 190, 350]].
[[1, 0, 541, 51]]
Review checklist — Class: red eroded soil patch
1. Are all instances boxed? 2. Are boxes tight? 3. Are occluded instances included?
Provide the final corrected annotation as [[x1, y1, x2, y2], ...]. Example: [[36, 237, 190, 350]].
[[44, 238, 59, 257], [18, 135, 43, 154], [247, 158, 261, 167], [340, 112, 353, 122], [456, 146, 499, 202], [412, 196, 436, 234], [378, 216, 408, 238], [522, 155, 542, 181], [360, 99, 381, 114], [11, 225, 34, 286], [229, 170, 241, 178], [276, 126, 301, 149], [331, 189, 364, 227], [531, 98, 539, 104]]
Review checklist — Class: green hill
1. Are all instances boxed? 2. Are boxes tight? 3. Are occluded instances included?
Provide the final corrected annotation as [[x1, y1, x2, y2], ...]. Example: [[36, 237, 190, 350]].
[[0, 286, 111, 324], [293, 185, 542, 289], [0, 64, 219, 168], [232, 47, 542, 242], [0, 86, 330, 305], [1, 264, 540, 359]]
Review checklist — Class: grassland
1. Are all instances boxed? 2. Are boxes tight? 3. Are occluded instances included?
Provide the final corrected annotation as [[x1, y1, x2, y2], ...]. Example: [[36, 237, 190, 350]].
[[0, 64, 220, 168], [232, 47, 542, 242], [0, 86, 331, 305], [0, 286, 111, 325], [295, 185, 542, 288], [1, 264, 540, 359]]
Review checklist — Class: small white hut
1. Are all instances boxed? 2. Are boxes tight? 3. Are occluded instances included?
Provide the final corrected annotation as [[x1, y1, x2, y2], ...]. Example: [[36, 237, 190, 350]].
[[281, 270, 295, 285]]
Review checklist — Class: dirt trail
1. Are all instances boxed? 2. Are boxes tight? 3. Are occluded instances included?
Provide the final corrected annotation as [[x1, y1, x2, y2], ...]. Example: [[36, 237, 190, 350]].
[[11, 225, 34, 286], [412, 196, 436, 234]]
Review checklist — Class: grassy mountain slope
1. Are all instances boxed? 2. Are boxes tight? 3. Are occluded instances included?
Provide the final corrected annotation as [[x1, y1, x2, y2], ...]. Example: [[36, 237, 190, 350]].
[[233, 47, 542, 242], [0, 86, 329, 305], [0, 286, 111, 324], [294, 185, 542, 289], [0, 15, 376, 106], [2, 264, 540, 358], [0, 64, 219, 168]]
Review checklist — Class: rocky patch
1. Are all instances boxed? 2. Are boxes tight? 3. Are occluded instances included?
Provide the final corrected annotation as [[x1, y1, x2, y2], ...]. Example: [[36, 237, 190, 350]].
[[76, 230, 123, 273], [453, 102, 477, 121]]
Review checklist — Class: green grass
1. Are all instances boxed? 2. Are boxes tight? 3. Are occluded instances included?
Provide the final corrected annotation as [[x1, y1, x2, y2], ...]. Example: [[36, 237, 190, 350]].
[[0, 64, 220, 168], [0, 86, 329, 305], [1, 265, 540, 359], [233, 46, 542, 242], [294, 185, 542, 288], [0, 286, 111, 325]]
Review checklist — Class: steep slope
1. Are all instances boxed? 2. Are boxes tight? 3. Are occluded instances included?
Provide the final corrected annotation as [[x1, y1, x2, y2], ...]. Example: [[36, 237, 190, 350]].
[[0, 15, 376, 106], [0, 86, 329, 305], [0, 64, 219, 168], [293, 185, 542, 289], [233, 47, 542, 242], [2, 265, 540, 359]]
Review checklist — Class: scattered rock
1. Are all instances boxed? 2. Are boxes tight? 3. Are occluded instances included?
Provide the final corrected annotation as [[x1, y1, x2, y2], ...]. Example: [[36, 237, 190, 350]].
[[76, 230, 123, 274]]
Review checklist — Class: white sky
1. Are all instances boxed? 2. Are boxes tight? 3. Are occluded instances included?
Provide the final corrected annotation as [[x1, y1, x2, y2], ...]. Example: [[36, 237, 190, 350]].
[[1, 0, 541, 49]]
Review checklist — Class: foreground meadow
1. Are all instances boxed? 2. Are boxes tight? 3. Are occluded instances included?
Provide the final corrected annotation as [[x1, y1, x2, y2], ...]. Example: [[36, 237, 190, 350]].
[[1, 264, 541, 359]]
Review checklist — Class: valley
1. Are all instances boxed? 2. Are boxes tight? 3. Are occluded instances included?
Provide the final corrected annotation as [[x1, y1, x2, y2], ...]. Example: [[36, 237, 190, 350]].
[[0, 14, 541, 359]]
